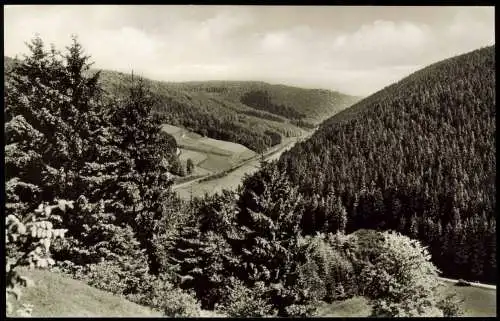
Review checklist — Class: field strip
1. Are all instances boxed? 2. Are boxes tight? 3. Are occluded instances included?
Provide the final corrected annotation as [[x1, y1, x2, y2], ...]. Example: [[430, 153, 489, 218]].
[[172, 128, 317, 191], [179, 145, 233, 157]]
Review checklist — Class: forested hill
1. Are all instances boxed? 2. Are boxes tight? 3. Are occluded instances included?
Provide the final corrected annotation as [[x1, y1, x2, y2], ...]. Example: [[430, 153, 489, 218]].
[[96, 72, 359, 153], [275, 45, 496, 283], [4, 56, 359, 153], [161, 80, 359, 123]]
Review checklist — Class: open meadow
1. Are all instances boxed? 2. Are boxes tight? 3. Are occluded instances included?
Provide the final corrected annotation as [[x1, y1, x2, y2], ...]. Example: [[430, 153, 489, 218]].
[[17, 268, 494, 318], [316, 281, 496, 317], [162, 124, 257, 175]]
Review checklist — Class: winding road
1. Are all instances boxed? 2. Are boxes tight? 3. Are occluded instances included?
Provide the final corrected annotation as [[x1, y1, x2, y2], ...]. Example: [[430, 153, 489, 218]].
[[173, 128, 317, 199], [437, 277, 496, 290]]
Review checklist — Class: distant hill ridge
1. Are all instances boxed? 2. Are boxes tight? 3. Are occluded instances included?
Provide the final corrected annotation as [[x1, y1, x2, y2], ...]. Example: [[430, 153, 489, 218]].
[[4, 55, 358, 123], [5, 55, 360, 153]]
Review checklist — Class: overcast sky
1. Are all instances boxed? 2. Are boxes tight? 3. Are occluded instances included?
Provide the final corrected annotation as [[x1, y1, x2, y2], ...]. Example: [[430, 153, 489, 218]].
[[4, 5, 495, 96]]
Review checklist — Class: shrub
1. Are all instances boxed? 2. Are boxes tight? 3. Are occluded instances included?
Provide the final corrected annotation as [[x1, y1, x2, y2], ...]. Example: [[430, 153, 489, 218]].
[[323, 235, 356, 300], [346, 230, 444, 317], [163, 288, 202, 317], [127, 275, 201, 317], [437, 292, 464, 317], [6, 201, 71, 317], [83, 260, 149, 296], [295, 233, 356, 303], [284, 303, 319, 317], [215, 279, 276, 317]]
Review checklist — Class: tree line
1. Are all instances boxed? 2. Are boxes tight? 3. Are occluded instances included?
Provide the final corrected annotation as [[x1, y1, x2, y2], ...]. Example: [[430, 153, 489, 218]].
[[240, 89, 307, 119]]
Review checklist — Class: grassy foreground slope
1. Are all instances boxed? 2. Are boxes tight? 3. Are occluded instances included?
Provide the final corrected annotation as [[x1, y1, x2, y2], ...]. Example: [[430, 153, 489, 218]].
[[8, 269, 229, 317], [316, 283, 496, 317], [442, 283, 496, 317], [9, 256, 495, 317], [8, 269, 162, 317]]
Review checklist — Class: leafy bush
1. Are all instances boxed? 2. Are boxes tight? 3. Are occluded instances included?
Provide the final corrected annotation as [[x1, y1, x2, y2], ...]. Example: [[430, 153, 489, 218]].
[[215, 279, 276, 317], [6, 201, 71, 317], [284, 303, 319, 317], [436, 292, 464, 317], [81, 259, 149, 296], [162, 288, 201, 317], [345, 230, 443, 317], [123, 274, 201, 317]]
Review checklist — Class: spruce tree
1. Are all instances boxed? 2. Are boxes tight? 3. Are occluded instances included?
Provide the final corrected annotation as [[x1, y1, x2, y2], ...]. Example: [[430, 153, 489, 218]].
[[107, 76, 177, 274], [235, 161, 315, 316]]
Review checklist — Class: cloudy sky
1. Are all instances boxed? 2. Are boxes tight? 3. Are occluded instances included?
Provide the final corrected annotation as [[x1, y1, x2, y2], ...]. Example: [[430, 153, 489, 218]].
[[4, 5, 495, 96]]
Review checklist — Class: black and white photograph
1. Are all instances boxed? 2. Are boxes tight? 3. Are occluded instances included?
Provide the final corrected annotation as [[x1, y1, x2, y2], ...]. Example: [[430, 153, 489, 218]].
[[4, 4, 496, 317]]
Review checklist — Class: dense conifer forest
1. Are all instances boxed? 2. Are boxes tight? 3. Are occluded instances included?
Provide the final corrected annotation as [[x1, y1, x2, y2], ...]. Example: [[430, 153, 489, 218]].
[[275, 45, 496, 283]]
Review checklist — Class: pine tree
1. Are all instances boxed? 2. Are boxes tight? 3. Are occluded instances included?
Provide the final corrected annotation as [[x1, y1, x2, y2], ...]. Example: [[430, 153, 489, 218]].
[[168, 191, 240, 309], [235, 161, 315, 316], [186, 158, 194, 175], [5, 35, 106, 239], [107, 76, 176, 274], [5, 36, 165, 294]]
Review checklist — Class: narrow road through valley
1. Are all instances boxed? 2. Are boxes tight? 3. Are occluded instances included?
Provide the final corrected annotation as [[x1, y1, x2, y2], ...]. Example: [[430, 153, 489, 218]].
[[437, 277, 496, 290], [173, 128, 317, 199]]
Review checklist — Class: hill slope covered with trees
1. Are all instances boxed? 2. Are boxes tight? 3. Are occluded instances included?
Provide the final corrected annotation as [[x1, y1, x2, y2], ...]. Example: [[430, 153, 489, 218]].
[[161, 80, 359, 123], [5, 56, 358, 153], [98, 74, 359, 153], [273, 45, 496, 283]]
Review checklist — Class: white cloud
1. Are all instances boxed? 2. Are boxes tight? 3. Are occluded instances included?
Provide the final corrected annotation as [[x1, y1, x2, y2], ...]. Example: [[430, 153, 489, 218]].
[[328, 20, 432, 69], [201, 9, 253, 38], [445, 9, 495, 48], [4, 6, 495, 97], [81, 27, 166, 72]]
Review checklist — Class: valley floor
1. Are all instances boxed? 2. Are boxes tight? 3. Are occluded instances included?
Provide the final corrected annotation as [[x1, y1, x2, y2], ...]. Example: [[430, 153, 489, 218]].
[[173, 128, 314, 199]]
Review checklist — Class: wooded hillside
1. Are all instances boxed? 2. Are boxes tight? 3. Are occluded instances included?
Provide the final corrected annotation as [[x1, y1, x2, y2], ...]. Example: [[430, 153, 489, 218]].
[[275, 45, 496, 283], [5, 55, 357, 153]]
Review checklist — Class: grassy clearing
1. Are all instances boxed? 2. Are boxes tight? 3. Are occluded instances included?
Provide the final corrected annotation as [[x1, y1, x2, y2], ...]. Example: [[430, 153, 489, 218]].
[[178, 149, 207, 165], [316, 297, 371, 317], [198, 154, 237, 173], [442, 282, 496, 317], [200, 136, 254, 155], [175, 138, 301, 199], [8, 268, 162, 317], [315, 282, 496, 318], [163, 124, 257, 175], [176, 160, 261, 199], [161, 124, 183, 136], [178, 149, 213, 176], [163, 123, 255, 157], [175, 132, 313, 200]]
